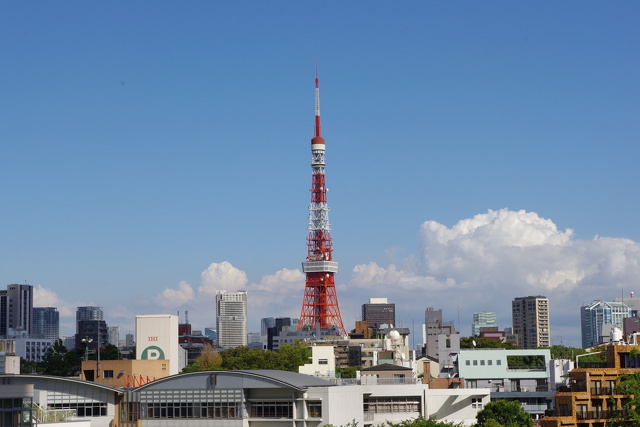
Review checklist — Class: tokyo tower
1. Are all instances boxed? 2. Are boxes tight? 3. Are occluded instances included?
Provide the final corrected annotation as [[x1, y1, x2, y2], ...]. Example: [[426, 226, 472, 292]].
[[297, 70, 347, 335]]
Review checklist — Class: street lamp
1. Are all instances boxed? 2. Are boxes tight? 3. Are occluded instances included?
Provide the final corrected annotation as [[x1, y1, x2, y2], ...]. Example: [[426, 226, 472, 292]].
[[81, 337, 93, 361]]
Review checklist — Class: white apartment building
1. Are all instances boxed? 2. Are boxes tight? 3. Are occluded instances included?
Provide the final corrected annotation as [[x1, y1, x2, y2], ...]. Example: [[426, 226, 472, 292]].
[[216, 290, 247, 350]]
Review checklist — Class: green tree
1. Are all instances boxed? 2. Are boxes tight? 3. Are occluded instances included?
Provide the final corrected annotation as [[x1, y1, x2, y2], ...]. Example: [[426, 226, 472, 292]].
[[277, 340, 312, 371], [41, 339, 75, 376], [20, 359, 43, 375], [608, 371, 640, 426], [183, 344, 223, 373], [101, 344, 121, 360], [475, 399, 533, 427], [460, 337, 515, 349], [336, 365, 361, 378], [385, 415, 464, 426], [506, 355, 545, 369]]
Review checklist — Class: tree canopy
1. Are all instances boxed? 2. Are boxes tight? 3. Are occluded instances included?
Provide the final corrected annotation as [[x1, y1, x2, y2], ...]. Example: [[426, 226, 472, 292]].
[[460, 337, 515, 349], [182, 340, 312, 373], [385, 416, 463, 427], [41, 339, 81, 377], [475, 399, 533, 427], [607, 371, 640, 426]]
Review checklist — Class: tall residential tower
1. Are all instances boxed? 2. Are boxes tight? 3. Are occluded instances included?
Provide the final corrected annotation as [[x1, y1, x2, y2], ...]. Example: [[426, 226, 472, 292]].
[[512, 295, 550, 349], [216, 290, 247, 350]]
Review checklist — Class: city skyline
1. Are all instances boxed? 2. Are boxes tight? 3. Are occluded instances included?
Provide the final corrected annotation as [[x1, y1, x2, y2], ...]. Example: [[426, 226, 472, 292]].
[[1, 2, 639, 348]]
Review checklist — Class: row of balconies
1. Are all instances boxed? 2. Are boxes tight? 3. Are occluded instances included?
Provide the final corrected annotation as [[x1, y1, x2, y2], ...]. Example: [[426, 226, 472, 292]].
[[545, 409, 625, 420]]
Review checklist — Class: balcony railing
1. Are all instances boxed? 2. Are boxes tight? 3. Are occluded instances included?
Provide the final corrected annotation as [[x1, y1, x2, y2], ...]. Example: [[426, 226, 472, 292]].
[[557, 384, 587, 393], [590, 387, 615, 395]]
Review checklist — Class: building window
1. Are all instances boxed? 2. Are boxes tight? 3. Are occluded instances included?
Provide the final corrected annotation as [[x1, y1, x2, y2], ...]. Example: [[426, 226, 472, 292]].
[[496, 360, 501, 365], [307, 401, 322, 417], [318, 359, 328, 365], [473, 360, 478, 365], [250, 401, 292, 418], [488, 360, 492, 365], [472, 398, 483, 409], [103, 370, 114, 379], [577, 404, 587, 420], [49, 403, 107, 417], [465, 360, 470, 366], [480, 360, 485, 366], [363, 397, 420, 413]]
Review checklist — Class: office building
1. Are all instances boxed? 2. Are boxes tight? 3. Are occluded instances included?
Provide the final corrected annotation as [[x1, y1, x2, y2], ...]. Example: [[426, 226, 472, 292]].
[[362, 298, 396, 330], [512, 296, 550, 349], [107, 326, 119, 346], [1, 284, 33, 337], [75, 319, 109, 351], [424, 307, 456, 361], [472, 312, 497, 337], [261, 317, 275, 337], [580, 300, 630, 348], [32, 307, 59, 340], [216, 290, 247, 350], [76, 306, 104, 333]]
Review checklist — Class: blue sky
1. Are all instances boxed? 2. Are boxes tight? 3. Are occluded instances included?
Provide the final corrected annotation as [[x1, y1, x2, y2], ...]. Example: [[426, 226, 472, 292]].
[[1, 2, 638, 348]]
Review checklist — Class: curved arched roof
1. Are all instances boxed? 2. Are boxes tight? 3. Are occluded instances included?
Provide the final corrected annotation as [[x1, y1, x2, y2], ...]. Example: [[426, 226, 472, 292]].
[[136, 369, 336, 392], [0, 374, 123, 394]]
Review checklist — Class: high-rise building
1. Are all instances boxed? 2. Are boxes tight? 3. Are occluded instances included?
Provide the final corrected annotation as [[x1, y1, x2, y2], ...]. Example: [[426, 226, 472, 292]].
[[580, 300, 630, 349], [216, 290, 247, 350], [362, 298, 396, 330], [472, 312, 497, 337], [261, 317, 275, 337], [297, 72, 346, 335], [424, 307, 456, 361], [512, 295, 550, 349], [1, 284, 34, 337], [76, 306, 103, 334], [0, 289, 6, 336], [107, 326, 119, 346], [75, 320, 108, 351], [32, 307, 59, 340]]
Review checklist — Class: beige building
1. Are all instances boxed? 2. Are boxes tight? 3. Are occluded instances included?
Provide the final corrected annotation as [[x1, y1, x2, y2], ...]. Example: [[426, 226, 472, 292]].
[[512, 295, 550, 349], [81, 359, 170, 387], [541, 342, 640, 426]]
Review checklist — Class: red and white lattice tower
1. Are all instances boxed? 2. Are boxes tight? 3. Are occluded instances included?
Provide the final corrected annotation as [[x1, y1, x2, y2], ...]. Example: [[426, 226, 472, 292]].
[[297, 70, 346, 335]]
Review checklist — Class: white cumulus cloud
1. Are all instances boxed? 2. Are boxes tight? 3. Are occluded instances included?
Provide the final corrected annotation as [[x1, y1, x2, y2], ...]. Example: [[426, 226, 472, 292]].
[[155, 280, 195, 307], [342, 209, 640, 347], [33, 285, 74, 317], [199, 261, 248, 295]]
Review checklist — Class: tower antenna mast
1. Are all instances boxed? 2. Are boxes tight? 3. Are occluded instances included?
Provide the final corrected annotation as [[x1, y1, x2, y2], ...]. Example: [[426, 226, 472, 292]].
[[298, 67, 346, 335]]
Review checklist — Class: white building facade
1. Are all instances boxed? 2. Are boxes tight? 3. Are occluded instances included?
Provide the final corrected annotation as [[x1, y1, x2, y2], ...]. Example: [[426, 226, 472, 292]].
[[216, 290, 247, 350], [135, 314, 183, 375], [457, 348, 553, 420]]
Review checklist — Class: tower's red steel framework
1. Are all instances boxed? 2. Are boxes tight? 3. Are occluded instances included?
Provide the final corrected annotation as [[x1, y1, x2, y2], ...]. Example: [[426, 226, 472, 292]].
[[297, 71, 346, 335]]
